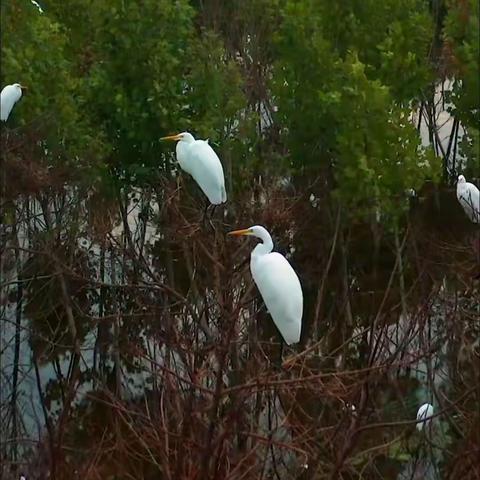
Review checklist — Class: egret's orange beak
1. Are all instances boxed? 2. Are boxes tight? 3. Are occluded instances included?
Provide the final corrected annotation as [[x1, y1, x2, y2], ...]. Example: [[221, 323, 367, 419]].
[[160, 133, 182, 141], [228, 228, 253, 236]]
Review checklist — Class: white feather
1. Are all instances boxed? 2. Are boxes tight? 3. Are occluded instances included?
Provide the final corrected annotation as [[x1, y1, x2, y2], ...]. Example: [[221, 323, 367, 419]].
[[1, 83, 23, 121], [245, 226, 303, 345], [174, 132, 227, 205], [457, 175, 480, 223], [416, 403, 434, 431]]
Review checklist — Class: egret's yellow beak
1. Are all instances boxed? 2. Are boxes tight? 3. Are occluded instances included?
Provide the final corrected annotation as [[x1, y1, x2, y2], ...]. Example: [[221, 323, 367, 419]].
[[160, 133, 182, 141], [228, 228, 253, 236], [20, 85, 28, 91]]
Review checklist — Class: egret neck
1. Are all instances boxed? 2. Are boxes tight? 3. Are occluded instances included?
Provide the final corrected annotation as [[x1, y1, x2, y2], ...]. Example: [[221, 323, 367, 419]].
[[251, 226, 274, 259], [175, 132, 195, 170]]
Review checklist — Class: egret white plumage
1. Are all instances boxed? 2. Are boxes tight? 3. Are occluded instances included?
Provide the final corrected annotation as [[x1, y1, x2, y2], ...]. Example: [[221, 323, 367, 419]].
[[416, 403, 434, 431], [161, 132, 227, 205], [457, 175, 480, 223], [228, 225, 303, 345], [1, 83, 27, 121]]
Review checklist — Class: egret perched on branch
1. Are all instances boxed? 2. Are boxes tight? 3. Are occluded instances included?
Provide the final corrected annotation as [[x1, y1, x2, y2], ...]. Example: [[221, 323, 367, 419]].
[[228, 225, 303, 346], [416, 403, 434, 431], [161, 132, 227, 206], [1, 83, 27, 122], [457, 175, 480, 223]]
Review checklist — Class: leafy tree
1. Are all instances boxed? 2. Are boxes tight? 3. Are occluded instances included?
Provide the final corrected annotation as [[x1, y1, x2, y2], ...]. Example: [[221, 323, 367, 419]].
[[1, 1, 479, 478], [443, 0, 479, 172], [42, 0, 248, 187], [271, 0, 439, 218], [0, 0, 106, 171]]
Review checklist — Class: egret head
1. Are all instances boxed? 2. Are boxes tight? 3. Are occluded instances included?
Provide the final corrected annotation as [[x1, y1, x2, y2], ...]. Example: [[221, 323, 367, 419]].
[[457, 174, 466, 184], [12, 83, 27, 92], [228, 225, 269, 239], [160, 132, 194, 143]]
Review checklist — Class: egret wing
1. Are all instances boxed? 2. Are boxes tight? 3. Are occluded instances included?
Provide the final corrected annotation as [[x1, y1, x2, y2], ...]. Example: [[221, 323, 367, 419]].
[[251, 252, 303, 345], [416, 403, 433, 430], [1, 85, 19, 121], [188, 140, 227, 205], [458, 183, 480, 223]]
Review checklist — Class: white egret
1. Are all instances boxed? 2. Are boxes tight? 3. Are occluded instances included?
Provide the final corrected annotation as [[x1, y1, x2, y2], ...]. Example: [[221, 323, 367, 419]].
[[457, 175, 479, 223], [228, 225, 303, 345], [30, 0, 44, 13], [416, 402, 434, 431], [1, 83, 27, 122], [347, 402, 357, 416], [161, 132, 227, 205]]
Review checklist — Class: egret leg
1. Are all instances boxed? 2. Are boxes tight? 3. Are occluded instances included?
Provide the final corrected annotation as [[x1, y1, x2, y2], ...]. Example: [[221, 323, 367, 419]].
[[202, 203, 216, 231], [201, 203, 216, 231], [202, 203, 209, 224], [208, 205, 217, 231], [276, 338, 284, 369]]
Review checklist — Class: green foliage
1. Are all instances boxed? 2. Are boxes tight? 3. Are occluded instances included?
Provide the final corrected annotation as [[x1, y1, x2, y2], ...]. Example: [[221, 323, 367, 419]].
[[2, 0, 249, 185], [444, 0, 480, 171], [443, 0, 480, 127], [82, 0, 197, 170], [2, 0, 451, 213], [42, 0, 248, 183], [274, 0, 434, 98], [185, 31, 246, 139], [2, 2, 479, 477], [272, 0, 440, 218], [0, 0, 106, 168]]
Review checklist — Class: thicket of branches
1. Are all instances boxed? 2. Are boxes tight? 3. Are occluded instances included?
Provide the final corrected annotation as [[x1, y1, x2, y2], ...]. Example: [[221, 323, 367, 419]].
[[1, 0, 479, 479]]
